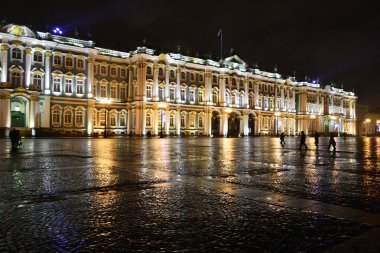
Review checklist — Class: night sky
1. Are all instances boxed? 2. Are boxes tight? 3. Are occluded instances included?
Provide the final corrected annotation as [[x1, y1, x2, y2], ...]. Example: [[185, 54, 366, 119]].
[[2, 0, 380, 111]]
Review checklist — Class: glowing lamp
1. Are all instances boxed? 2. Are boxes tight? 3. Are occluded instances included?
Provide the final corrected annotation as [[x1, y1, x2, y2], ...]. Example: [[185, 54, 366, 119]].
[[53, 27, 63, 35], [365, 118, 371, 123]]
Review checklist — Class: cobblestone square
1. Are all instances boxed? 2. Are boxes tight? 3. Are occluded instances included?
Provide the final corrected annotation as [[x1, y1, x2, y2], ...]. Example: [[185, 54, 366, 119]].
[[0, 136, 379, 252]]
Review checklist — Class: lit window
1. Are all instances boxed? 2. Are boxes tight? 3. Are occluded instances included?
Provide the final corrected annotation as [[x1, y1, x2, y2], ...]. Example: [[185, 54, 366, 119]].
[[181, 89, 186, 101], [198, 91, 204, 103], [120, 87, 126, 100], [11, 72, 22, 86], [190, 115, 195, 128], [64, 110, 73, 125], [199, 116, 203, 128], [75, 111, 83, 126], [146, 114, 152, 126], [146, 85, 152, 99], [110, 113, 116, 127], [120, 69, 126, 77], [33, 74, 42, 86], [53, 77, 61, 92], [52, 110, 60, 124], [100, 66, 107, 75], [110, 86, 117, 99], [170, 114, 175, 127], [54, 56, 61, 65], [170, 88, 175, 100], [120, 113, 126, 127], [158, 86, 164, 100], [100, 85, 107, 97], [181, 115, 186, 127], [212, 90, 218, 104], [111, 68, 117, 76]]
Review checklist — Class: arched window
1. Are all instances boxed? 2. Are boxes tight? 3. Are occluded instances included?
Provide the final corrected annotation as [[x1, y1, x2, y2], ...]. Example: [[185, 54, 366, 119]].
[[198, 91, 204, 103], [65, 57, 73, 68], [189, 90, 195, 102], [11, 72, 22, 86], [52, 110, 60, 124], [213, 75, 217, 83], [181, 72, 186, 80], [212, 90, 218, 104], [110, 113, 117, 127], [75, 110, 84, 126], [146, 113, 152, 127], [53, 77, 61, 92], [33, 74, 42, 86], [54, 56, 62, 65], [120, 69, 126, 77], [169, 87, 175, 101], [159, 68, 164, 76], [111, 67, 117, 76], [199, 74, 204, 82], [181, 88, 186, 101], [225, 93, 230, 105], [64, 110, 73, 125], [100, 66, 107, 75], [189, 115, 195, 128], [158, 86, 164, 100], [198, 115, 204, 128], [33, 51, 43, 63], [99, 111, 105, 127], [12, 48, 22, 60], [181, 115, 186, 127], [120, 113, 127, 127], [147, 66, 152, 75], [170, 70, 175, 78], [170, 114, 175, 127]]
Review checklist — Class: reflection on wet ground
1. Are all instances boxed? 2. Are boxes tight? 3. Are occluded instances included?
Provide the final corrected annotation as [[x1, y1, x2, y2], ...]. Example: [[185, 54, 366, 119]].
[[0, 136, 379, 251]]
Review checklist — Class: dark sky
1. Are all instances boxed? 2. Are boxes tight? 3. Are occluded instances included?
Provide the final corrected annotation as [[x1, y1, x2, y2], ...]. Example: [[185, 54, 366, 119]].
[[2, 0, 380, 111]]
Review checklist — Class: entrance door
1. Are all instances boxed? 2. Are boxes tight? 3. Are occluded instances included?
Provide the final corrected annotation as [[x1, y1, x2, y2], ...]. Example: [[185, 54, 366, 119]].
[[227, 112, 240, 137], [11, 98, 27, 128], [211, 111, 220, 136], [248, 113, 255, 136]]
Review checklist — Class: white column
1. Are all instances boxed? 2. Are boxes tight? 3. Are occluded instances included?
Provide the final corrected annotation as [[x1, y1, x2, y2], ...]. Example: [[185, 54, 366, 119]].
[[176, 68, 181, 102], [165, 67, 170, 102], [165, 108, 170, 135], [44, 50, 51, 94], [208, 110, 212, 136], [176, 110, 181, 136], [128, 66, 134, 101], [25, 48, 32, 88], [243, 114, 249, 135], [127, 107, 132, 134], [87, 57, 95, 98], [221, 113, 228, 136], [86, 100, 95, 135], [41, 96, 51, 128], [0, 93, 11, 129], [29, 95, 40, 136], [244, 78, 248, 108], [292, 90, 296, 111], [254, 82, 259, 108], [205, 72, 212, 103], [153, 65, 159, 101], [219, 75, 226, 106], [280, 87, 284, 110], [274, 84, 278, 110], [1, 45, 9, 83]]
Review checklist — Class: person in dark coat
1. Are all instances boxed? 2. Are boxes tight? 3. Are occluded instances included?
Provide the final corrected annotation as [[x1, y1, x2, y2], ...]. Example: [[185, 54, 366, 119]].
[[299, 131, 308, 150], [327, 132, 336, 151], [280, 132, 285, 146], [9, 128, 21, 151], [314, 132, 320, 148]]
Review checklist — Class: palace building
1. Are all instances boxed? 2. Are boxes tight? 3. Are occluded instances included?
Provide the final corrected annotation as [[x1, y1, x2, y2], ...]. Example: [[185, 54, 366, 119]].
[[0, 24, 357, 137]]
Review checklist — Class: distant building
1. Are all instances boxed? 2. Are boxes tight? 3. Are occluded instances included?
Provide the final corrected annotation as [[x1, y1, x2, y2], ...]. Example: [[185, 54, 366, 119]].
[[0, 24, 357, 137], [356, 103, 380, 136]]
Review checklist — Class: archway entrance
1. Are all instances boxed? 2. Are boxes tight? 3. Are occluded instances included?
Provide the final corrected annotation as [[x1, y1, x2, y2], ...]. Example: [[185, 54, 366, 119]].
[[227, 112, 240, 137], [211, 111, 220, 136], [248, 113, 255, 136], [11, 96, 27, 128]]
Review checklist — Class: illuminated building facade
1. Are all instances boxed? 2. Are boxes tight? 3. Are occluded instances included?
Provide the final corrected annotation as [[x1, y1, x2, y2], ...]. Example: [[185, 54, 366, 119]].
[[0, 24, 357, 137]]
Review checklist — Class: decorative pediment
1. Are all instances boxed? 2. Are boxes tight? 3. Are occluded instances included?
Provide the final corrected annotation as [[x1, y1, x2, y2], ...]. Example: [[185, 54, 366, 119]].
[[224, 55, 247, 66]]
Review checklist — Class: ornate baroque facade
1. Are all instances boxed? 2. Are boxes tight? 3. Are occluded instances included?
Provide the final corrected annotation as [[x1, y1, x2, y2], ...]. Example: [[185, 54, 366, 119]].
[[0, 24, 357, 137]]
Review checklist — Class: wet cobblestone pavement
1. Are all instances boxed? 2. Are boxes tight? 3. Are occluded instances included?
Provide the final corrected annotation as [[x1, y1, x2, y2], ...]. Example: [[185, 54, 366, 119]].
[[0, 136, 379, 252]]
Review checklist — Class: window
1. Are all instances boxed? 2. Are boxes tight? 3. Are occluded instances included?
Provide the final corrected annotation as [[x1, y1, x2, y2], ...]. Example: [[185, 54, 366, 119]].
[[199, 115, 203, 128], [11, 72, 22, 86], [76, 80, 84, 94], [225, 78, 228, 85], [249, 81, 253, 89], [93, 84, 97, 97], [52, 110, 60, 124], [12, 48, 22, 60], [225, 93, 230, 105], [65, 79, 73, 93], [181, 115, 186, 127], [181, 89, 186, 101], [181, 72, 186, 80], [120, 69, 126, 77], [198, 91, 204, 103], [120, 113, 126, 127], [146, 85, 152, 99], [33, 74, 42, 86], [190, 73, 195, 81], [75, 111, 83, 126], [110, 86, 117, 99], [65, 57, 73, 68], [99, 112, 105, 126], [77, 59, 84, 69], [110, 113, 116, 127], [64, 110, 73, 125], [120, 87, 126, 100], [190, 90, 195, 102], [212, 90, 218, 104], [147, 66, 152, 75], [240, 80, 244, 86], [100, 66, 107, 75], [111, 67, 117, 76], [189, 115, 195, 128], [158, 86, 164, 100], [54, 56, 61, 65], [232, 79, 236, 86], [170, 88, 175, 100], [146, 114, 151, 127], [100, 85, 107, 97], [170, 70, 175, 78], [170, 114, 175, 127], [199, 74, 203, 82], [53, 77, 61, 92], [213, 75, 217, 83], [159, 68, 164, 76], [33, 51, 43, 63]]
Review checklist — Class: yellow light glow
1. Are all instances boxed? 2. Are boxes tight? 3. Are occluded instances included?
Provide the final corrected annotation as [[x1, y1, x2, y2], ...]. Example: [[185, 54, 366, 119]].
[[377, 120, 380, 124], [100, 99, 111, 105], [274, 112, 281, 116], [310, 115, 316, 119], [225, 108, 232, 113], [365, 118, 371, 123], [157, 102, 167, 109]]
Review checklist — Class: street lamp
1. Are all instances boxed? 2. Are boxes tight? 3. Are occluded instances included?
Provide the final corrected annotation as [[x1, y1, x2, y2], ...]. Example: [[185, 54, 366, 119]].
[[275, 112, 281, 136], [365, 118, 371, 136], [101, 99, 111, 138], [157, 102, 167, 138]]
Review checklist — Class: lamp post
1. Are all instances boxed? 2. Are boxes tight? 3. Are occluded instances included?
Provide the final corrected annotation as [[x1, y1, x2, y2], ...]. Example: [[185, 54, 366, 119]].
[[365, 118, 371, 136], [101, 99, 111, 138], [275, 112, 281, 136], [157, 102, 167, 138]]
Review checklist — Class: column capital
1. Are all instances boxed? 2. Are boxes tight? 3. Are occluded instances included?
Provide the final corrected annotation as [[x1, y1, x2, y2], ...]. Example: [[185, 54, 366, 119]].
[[1, 44, 9, 51], [45, 50, 52, 57], [88, 57, 95, 64], [25, 47, 33, 55]]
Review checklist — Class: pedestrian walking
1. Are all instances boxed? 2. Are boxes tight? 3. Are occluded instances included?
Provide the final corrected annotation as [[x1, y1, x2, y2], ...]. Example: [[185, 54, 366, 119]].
[[314, 132, 319, 148], [280, 132, 285, 146], [299, 131, 308, 150], [9, 128, 21, 151], [327, 132, 336, 151]]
